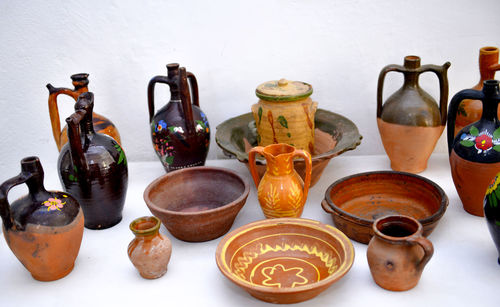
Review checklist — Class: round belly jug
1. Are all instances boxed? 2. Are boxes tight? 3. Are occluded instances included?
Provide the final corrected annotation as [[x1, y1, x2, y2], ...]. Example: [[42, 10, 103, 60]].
[[58, 92, 128, 229], [377, 56, 450, 173], [47, 73, 121, 151], [448, 80, 500, 216], [0, 157, 84, 281], [148, 64, 210, 172]]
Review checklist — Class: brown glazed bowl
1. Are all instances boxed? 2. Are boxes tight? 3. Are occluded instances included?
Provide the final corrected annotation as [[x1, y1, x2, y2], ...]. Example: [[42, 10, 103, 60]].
[[322, 171, 448, 244], [215, 109, 362, 187], [144, 166, 250, 242], [215, 218, 354, 304]]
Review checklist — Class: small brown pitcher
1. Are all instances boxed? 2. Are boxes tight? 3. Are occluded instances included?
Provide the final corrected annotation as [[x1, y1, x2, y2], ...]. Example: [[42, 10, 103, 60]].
[[366, 215, 433, 291]]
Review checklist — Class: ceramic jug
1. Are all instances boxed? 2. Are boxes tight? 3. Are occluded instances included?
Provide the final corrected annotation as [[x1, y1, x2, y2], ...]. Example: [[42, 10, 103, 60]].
[[367, 215, 433, 291], [128, 216, 172, 279], [252, 79, 317, 154], [0, 157, 84, 281], [448, 80, 500, 216], [58, 92, 128, 229], [453, 47, 500, 136], [484, 172, 500, 264], [377, 56, 450, 173], [148, 64, 210, 172], [47, 73, 121, 151], [248, 143, 312, 218]]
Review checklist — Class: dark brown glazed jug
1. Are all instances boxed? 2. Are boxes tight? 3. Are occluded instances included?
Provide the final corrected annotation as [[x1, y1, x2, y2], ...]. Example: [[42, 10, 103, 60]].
[[377, 56, 450, 173], [148, 64, 210, 172], [0, 157, 84, 281], [58, 92, 128, 229], [47, 73, 121, 151]]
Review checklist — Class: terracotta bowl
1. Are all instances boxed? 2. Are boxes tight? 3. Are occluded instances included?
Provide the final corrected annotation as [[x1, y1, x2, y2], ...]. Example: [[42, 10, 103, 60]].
[[215, 218, 354, 304], [143, 166, 250, 242], [322, 171, 448, 244], [215, 109, 362, 187]]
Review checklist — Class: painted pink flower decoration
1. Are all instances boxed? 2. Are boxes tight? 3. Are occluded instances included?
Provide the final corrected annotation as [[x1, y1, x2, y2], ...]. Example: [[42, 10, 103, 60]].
[[475, 134, 493, 151], [42, 197, 66, 211]]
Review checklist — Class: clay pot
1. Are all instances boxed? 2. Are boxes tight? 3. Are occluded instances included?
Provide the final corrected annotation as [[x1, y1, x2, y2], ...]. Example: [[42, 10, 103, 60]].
[[47, 73, 121, 151], [143, 166, 249, 242], [454, 47, 500, 136], [128, 216, 172, 279], [58, 92, 128, 229], [0, 157, 84, 281], [367, 215, 434, 291], [484, 173, 500, 264], [447, 80, 500, 216], [252, 79, 317, 154], [249, 143, 312, 218], [148, 64, 210, 172], [377, 56, 450, 173]]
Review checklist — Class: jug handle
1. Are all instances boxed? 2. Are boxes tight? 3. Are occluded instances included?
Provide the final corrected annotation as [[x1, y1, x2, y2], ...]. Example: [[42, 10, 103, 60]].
[[446, 89, 484, 155], [0, 172, 32, 231], [293, 149, 312, 202], [147, 75, 175, 123], [489, 63, 500, 74], [187, 72, 200, 107], [376, 64, 406, 118], [179, 67, 196, 134], [46, 84, 80, 151], [248, 146, 265, 188], [66, 109, 90, 180], [407, 236, 434, 272], [419, 62, 451, 126]]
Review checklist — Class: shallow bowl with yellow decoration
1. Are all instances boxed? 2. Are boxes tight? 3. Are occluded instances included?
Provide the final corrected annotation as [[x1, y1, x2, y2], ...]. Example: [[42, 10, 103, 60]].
[[215, 218, 354, 304]]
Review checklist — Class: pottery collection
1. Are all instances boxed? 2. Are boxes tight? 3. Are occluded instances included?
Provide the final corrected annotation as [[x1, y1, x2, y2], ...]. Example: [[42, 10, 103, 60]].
[[377, 56, 450, 173]]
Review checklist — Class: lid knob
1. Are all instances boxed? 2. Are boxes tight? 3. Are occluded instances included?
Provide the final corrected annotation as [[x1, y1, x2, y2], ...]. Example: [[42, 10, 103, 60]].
[[278, 79, 288, 87]]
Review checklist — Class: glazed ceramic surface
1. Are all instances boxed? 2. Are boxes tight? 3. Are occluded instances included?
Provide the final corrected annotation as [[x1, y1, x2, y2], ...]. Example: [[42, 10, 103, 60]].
[[485, 173, 500, 264], [367, 215, 434, 291], [447, 80, 500, 216], [148, 64, 210, 172], [143, 166, 249, 242], [251, 79, 317, 153], [377, 56, 450, 173], [322, 171, 448, 244], [454, 47, 500, 136], [47, 73, 121, 151], [249, 144, 312, 218], [128, 216, 172, 279], [215, 109, 362, 187], [58, 92, 128, 229], [215, 218, 354, 304], [0, 157, 84, 281]]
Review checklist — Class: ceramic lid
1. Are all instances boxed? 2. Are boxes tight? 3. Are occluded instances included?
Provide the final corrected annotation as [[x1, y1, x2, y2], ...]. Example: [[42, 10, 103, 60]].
[[256, 78, 313, 102]]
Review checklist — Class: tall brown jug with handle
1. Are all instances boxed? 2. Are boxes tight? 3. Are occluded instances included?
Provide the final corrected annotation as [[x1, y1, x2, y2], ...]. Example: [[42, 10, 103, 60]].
[[47, 73, 121, 151], [377, 56, 450, 173]]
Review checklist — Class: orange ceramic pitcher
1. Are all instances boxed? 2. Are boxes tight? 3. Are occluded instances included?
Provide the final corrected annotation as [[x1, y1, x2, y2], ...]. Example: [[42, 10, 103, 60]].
[[248, 143, 312, 218]]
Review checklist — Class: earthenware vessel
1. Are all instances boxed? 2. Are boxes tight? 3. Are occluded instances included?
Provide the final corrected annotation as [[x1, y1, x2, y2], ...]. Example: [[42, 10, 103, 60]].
[[216, 218, 354, 304], [58, 92, 128, 229], [377, 56, 450, 173], [0, 157, 84, 281], [322, 171, 448, 244], [148, 64, 210, 172], [47, 73, 121, 151], [144, 166, 249, 242], [367, 215, 433, 291], [248, 143, 312, 218], [453, 47, 500, 136], [252, 79, 317, 154], [128, 216, 172, 279], [215, 109, 362, 187], [448, 80, 500, 216]]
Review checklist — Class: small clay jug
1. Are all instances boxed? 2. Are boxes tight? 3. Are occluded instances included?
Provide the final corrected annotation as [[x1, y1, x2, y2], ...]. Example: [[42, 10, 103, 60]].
[[248, 143, 312, 218], [377, 56, 450, 173], [367, 215, 433, 291], [0, 157, 84, 281], [58, 92, 128, 229], [453, 47, 500, 136], [447, 80, 500, 216], [252, 79, 317, 154], [47, 73, 121, 151], [128, 216, 172, 279], [148, 64, 210, 172]]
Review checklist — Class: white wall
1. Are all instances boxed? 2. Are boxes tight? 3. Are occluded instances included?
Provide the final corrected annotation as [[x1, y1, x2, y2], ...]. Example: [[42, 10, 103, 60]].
[[1, 0, 499, 178]]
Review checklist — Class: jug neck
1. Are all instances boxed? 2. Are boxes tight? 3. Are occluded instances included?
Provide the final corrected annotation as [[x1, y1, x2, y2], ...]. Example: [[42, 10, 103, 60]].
[[480, 80, 500, 122], [130, 217, 161, 241], [403, 72, 419, 88], [21, 157, 48, 198], [263, 145, 295, 176], [478, 47, 499, 84]]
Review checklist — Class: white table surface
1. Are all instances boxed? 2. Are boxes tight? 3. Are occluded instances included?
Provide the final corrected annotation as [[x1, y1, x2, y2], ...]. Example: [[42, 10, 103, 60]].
[[1, 154, 498, 306]]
